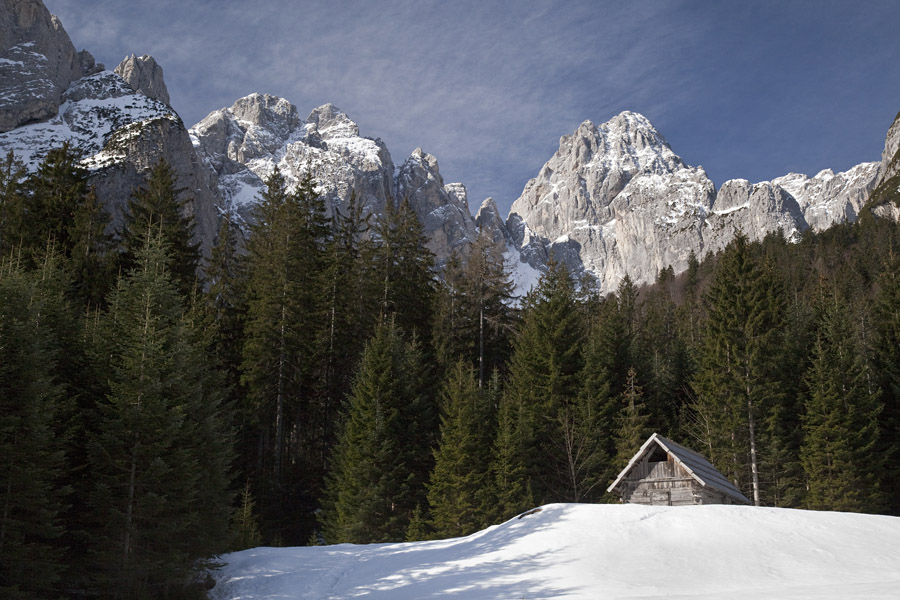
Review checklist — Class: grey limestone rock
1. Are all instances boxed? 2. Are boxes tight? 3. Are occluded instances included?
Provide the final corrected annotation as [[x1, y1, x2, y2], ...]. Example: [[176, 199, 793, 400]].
[[190, 95, 395, 225], [504, 109, 894, 294], [114, 54, 171, 105], [506, 111, 715, 291], [771, 164, 880, 231], [396, 149, 478, 266], [877, 112, 900, 186], [0, 0, 86, 132]]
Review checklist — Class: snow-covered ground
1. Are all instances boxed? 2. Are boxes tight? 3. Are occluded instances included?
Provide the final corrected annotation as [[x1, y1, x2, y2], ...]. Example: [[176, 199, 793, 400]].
[[210, 503, 900, 600]]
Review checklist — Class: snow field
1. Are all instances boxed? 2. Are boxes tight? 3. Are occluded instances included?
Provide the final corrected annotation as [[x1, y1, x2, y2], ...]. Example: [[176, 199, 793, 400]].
[[210, 503, 900, 600]]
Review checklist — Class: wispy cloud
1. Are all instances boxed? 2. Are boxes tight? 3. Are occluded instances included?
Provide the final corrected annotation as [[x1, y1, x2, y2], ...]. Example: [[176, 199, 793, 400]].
[[43, 0, 900, 213]]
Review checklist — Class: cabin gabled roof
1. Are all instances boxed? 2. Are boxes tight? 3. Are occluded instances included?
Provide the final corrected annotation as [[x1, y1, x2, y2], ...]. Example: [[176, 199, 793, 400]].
[[607, 433, 751, 505]]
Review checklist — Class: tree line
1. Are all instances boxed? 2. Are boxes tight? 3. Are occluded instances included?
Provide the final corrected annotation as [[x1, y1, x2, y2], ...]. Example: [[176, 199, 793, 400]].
[[2, 144, 900, 598]]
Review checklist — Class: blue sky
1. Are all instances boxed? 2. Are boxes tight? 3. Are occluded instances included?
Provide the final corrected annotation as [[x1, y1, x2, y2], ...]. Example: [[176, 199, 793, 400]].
[[44, 0, 900, 216]]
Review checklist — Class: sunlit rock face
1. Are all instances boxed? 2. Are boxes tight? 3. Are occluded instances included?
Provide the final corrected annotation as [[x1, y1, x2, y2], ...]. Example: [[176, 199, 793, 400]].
[[506, 111, 882, 293]]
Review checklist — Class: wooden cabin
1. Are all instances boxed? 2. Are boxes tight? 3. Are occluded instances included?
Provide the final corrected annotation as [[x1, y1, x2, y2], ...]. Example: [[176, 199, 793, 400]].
[[607, 433, 751, 506]]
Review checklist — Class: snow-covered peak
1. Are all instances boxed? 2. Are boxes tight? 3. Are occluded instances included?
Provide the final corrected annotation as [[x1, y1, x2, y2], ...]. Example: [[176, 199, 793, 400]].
[[306, 103, 359, 140], [0, 69, 178, 171], [189, 94, 394, 223]]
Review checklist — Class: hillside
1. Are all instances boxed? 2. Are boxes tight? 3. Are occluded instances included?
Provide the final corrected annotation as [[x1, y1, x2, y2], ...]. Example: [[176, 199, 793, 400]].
[[211, 503, 900, 600]]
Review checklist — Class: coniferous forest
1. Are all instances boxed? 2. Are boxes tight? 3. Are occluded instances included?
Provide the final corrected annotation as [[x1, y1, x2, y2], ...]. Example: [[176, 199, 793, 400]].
[[2, 145, 900, 599]]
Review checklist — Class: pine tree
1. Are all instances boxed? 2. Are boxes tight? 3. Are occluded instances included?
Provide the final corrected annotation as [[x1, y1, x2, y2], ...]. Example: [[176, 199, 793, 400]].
[[427, 359, 493, 538], [120, 159, 200, 297], [801, 287, 884, 512]]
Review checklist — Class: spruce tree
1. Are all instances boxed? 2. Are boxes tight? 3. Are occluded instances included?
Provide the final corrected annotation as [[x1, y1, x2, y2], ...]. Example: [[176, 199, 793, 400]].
[[874, 251, 900, 515], [427, 359, 493, 538], [241, 169, 329, 542], [120, 159, 200, 297], [0, 258, 68, 599], [374, 196, 435, 341], [86, 231, 231, 598], [691, 234, 785, 505], [0, 151, 27, 257], [614, 367, 652, 469], [489, 389, 534, 522], [322, 320, 432, 543], [800, 287, 884, 512], [501, 259, 585, 503]]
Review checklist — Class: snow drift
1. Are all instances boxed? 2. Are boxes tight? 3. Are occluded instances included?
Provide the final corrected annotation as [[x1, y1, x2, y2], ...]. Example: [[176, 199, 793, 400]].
[[210, 503, 900, 599]]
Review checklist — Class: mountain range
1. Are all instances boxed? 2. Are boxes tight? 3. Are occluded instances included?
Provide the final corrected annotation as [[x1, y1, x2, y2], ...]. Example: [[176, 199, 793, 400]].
[[2, 0, 899, 294]]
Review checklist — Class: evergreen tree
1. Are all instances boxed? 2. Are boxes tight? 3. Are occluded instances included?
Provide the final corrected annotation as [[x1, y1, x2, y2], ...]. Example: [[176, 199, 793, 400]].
[[433, 233, 515, 384], [120, 159, 200, 297], [240, 169, 329, 542], [374, 196, 436, 340], [320, 192, 378, 469], [489, 388, 534, 522], [87, 232, 232, 599], [322, 320, 432, 543], [427, 359, 493, 538], [0, 257, 69, 599], [801, 287, 884, 512], [501, 259, 585, 503], [614, 367, 652, 469], [874, 250, 900, 515], [22, 143, 89, 256], [690, 234, 785, 505], [0, 151, 27, 257]]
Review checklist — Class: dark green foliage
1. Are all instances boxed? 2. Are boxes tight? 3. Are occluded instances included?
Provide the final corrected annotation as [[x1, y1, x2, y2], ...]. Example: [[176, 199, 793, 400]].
[[0, 151, 27, 257], [240, 169, 329, 543], [433, 233, 516, 384], [0, 147, 115, 307], [374, 196, 436, 340], [427, 360, 494, 538], [690, 234, 786, 506], [801, 286, 884, 512], [86, 233, 232, 599], [874, 251, 900, 514], [501, 260, 586, 504], [614, 367, 652, 470], [0, 257, 68, 599], [321, 320, 434, 544], [121, 159, 200, 297]]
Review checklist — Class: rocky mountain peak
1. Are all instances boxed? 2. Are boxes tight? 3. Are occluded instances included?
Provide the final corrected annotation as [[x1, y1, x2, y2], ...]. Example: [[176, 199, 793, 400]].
[[114, 54, 170, 105], [306, 103, 359, 140], [877, 111, 900, 186], [0, 0, 98, 131], [504, 108, 887, 294], [230, 93, 300, 135]]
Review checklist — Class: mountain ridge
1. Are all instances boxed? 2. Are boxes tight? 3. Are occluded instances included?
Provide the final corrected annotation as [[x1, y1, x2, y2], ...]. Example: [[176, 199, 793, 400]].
[[2, 0, 897, 294]]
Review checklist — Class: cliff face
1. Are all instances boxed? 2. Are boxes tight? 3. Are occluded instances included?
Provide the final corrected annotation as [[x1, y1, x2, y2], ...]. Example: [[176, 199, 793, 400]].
[[505, 111, 884, 293], [190, 95, 481, 267], [0, 1, 218, 252]]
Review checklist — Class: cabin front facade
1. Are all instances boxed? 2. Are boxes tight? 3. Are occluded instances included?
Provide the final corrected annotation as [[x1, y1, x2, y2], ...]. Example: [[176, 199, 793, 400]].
[[607, 433, 751, 506]]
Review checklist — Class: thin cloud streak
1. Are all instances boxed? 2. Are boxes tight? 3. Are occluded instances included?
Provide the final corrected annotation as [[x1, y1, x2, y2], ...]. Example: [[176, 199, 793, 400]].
[[43, 1, 900, 215]]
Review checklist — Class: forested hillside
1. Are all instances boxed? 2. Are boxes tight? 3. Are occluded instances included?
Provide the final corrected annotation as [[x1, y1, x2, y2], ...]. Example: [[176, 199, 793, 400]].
[[2, 145, 900, 599]]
